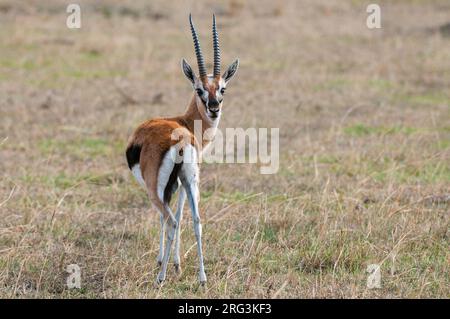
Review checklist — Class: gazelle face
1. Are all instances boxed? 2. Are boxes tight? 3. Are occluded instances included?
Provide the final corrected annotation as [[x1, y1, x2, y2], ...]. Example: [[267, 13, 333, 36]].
[[181, 14, 239, 121], [182, 59, 239, 120], [194, 76, 224, 119]]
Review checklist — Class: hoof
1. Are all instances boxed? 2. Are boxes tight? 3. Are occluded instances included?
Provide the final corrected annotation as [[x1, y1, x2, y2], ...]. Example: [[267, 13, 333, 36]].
[[155, 271, 166, 286], [155, 276, 165, 287], [198, 280, 207, 290], [153, 281, 164, 289], [199, 273, 207, 286]]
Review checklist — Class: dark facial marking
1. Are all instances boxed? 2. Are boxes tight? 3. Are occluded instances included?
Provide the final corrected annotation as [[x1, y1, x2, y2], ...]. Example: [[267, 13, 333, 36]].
[[208, 98, 219, 109], [196, 81, 223, 116]]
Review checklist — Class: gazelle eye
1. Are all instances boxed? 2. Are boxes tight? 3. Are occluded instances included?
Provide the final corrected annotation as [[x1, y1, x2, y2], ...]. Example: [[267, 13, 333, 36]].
[[196, 88, 203, 96], [220, 88, 226, 94]]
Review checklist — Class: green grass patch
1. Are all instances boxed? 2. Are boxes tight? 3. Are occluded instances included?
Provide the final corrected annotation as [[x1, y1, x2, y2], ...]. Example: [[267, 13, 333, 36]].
[[38, 137, 113, 159], [317, 154, 449, 185], [0, 58, 51, 71], [395, 92, 450, 106], [296, 234, 369, 274], [39, 172, 116, 189], [434, 139, 450, 150], [0, 47, 126, 88], [200, 190, 215, 202], [397, 162, 449, 183], [261, 224, 278, 243], [367, 78, 395, 90], [216, 191, 286, 204], [344, 124, 419, 137], [369, 158, 450, 184], [293, 155, 340, 165], [218, 191, 262, 204], [80, 50, 102, 60], [258, 250, 283, 274], [45, 173, 80, 189], [314, 78, 352, 91]]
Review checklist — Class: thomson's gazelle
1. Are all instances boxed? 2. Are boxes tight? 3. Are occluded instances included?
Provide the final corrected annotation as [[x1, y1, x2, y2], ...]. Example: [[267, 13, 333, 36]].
[[126, 14, 239, 285]]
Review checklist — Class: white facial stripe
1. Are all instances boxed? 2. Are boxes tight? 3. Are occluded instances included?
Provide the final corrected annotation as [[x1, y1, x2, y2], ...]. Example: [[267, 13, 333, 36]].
[[194, 75, 226, 100]]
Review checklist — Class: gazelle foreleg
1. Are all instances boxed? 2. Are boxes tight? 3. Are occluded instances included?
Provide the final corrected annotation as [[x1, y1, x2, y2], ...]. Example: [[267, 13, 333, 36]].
[[173, 185, 186, 274]]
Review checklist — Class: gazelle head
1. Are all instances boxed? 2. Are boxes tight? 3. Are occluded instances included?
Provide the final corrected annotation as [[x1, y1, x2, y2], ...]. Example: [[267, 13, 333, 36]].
[[182, 14, 239, 121]]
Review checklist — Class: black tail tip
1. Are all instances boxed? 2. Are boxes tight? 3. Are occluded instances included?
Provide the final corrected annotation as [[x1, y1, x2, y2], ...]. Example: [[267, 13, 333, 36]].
[[126, 144, 141, 170]]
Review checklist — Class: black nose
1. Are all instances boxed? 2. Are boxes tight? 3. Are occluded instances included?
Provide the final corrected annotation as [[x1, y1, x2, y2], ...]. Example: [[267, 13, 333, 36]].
[[208, 98, 219, 110]]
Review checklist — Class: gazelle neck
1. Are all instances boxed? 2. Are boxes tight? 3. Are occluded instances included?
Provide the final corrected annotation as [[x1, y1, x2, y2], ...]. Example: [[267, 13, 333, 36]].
[[181, 94, 221, 147]]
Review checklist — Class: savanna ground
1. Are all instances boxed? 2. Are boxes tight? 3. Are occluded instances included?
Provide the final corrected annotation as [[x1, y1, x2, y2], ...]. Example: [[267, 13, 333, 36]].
[[0, 0, 449, 298]]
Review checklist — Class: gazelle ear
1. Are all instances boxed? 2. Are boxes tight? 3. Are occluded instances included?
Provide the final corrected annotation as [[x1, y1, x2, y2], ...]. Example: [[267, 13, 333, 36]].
[[181, 58, 196, 84], [222, 59, 239, 83]]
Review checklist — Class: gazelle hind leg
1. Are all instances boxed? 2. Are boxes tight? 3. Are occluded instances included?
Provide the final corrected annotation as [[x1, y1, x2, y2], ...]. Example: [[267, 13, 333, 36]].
[[155, 203, 177, 284], [179, 144, 206, 284], [149, 193, 177, 285], [153, 145, 179, 284], [173, 185, 186, 274], [184, 182, 206, 284]]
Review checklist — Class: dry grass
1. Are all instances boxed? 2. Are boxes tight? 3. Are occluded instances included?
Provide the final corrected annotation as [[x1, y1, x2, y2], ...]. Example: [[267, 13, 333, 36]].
[[0, 0, 449, 298]]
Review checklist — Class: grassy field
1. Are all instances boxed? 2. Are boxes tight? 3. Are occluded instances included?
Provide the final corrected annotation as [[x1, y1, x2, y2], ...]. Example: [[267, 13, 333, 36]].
[[0, 0, 449, 298]]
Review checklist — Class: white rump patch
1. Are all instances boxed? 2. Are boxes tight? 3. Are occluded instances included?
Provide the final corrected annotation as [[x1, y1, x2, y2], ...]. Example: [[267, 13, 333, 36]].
[[131, 164, 146, 188]]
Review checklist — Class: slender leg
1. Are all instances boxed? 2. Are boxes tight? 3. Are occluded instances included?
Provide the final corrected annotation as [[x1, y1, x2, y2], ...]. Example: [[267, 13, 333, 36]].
[[173, 186, 186, 273], [157, 214, 165, 266], [185, 183, 207, 284], [156, 207, 177, 284]]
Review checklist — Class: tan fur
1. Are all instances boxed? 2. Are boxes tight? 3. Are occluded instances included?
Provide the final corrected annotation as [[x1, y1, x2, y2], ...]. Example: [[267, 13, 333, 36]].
[[204, 80, 219, 102], [126, 93, 216, 219], [126, 14, 238, 285]]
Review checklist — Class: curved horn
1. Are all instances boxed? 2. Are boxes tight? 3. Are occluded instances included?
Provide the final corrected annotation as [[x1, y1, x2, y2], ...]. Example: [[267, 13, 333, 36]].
[[212, 14, 221, 78], [189, 14, 207, 81]]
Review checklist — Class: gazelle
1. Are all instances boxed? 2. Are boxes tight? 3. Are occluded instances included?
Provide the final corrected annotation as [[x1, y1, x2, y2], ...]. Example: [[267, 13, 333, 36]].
[[126, 14, 239, 285]]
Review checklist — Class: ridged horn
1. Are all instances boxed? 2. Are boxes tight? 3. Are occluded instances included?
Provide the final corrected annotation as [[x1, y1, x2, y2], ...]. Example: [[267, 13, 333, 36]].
[[189, 14, 207, 81], [212, 14, 221, 78]]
